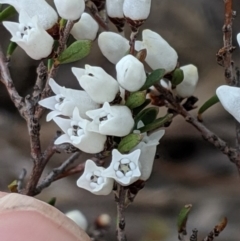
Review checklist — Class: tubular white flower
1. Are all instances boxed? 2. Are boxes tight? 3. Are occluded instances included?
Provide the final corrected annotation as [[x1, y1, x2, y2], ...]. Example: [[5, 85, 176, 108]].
[[216, 85, 240, 123], [123, 0, 151, 20], [0, 0, 58, 30], [54, 0, 85, 21], [3, 12, 54, 60], [106, 0, 124, 18], [65, 210, 88, 231], [71, 13, 99, 41], [77, 160, 114, 195], [132, 127, 165, 181], [72, 65, 119, 104], [54, 108, 107, 154], [38, 78, 99, 121], [98, 32, 129, 64], [176, 64, 199, 98], [116, 54, 146, 92], [102, 149, 141, 186], [135, 29, 178, 73], [86, 102, 135, 137]]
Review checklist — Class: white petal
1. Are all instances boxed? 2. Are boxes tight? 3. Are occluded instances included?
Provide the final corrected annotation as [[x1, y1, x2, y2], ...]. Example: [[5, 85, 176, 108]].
[[123, 0, 151, 20], [216, 85, 240, 123], [46, 110, 62, 122], [71, 13, 99, 41], [38, 96, 57, 111], [237, 33, 240, 47], [54, 134, 71, 145], [116, 54, 146, 91], [53, 117, 71, 134], [176, 64, 198, 98], [49, 78, 61, 94], [106, 0, 124, 18], [98, 32, 129, 64], [54, 0, 85, 20]]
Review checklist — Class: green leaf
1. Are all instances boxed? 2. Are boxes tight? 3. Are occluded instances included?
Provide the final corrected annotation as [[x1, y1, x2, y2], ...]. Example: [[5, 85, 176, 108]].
[[8, 180, 18, 193], [118, 133, 143, 153], [48, 197, 57, 206], [57, 40, 92, 64], [138, 114, 173, 133], [6, 41, 17, 58], [134, 107, 159, 128], [125, 91, 146, 109], [198, 94, 219, 122], [0, 6, 17, 22], [171, 68, 184, 86], [132, 99, 151, 116], [177, 204, 192, 234], [140, 69, 165, 90]]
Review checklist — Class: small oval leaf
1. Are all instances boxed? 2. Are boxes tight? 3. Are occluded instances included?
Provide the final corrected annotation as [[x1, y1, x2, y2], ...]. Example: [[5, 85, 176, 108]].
[[138, 114, 173, 133], [57, 40, 92, 64], [177, 204, 192, 234], [118, 133, 143, 153], [171, 68, 184, 86], [125, 91, 146, 109], [198, 94, 219, 122], [132, 99, 151, 116], [140, 69, 165, 90], [134, 107, 159, 128], [0, 6, 17, 22]]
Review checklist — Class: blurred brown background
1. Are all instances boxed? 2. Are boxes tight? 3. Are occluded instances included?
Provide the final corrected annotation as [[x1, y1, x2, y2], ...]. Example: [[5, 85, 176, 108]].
[[1, 1, 240, 240]]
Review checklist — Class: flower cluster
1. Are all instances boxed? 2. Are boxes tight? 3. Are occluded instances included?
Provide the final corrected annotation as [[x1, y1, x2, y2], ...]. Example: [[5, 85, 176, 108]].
[[1, 0, 98, 60]]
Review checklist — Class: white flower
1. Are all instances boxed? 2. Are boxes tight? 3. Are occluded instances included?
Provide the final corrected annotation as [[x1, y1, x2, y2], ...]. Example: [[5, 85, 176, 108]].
[[106, 0, 124, 18], [54, 0, 85, 21], [38, 78, 99, 121], [65, 210, 88, 231], [72, 65, 119, 104], [102, 149, 141, 186], [116, 54, 146, 92], [54, 108, 107, 154], [132, 127, 165, 181], [176, 64, 199, 98], [98, 32, 129, 64], [86, 102, 135, 137], [135, 29, 178, 73], [237, 33, 240, 47], [77, 159, 114, 195], [3, 11, 54, 60], [123, 0, 151, 20], [71, 13, 99, 41], [216, 85, 240, 123], [0, 0, 58, 30]]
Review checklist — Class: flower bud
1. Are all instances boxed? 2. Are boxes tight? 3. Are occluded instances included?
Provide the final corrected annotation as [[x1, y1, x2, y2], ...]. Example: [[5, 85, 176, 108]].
[[106, 0, 124, 18], [123, 0, 151, 20], [216, 85, 240, 123], [0, 0, 58, 30], [86, 102, 135, 137], [65, 210, 88, 231], [54, 0, 85, 21], [98, 32, 129, 64], [135, 29, 178, 73], [176, 64, 198, 98], [71, 13, 99, 41], [116, 54, 146, 92], [3, 11, 54, 60], [72, 65, 119, 104]]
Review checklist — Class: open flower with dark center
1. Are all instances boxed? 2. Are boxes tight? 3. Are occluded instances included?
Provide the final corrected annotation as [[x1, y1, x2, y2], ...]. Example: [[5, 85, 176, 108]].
[[3, 11, 54, 60], [39, 78, 99, 121], [86, 102, 134, 137], [77, 160, 114, 195], [53, 108, 106, 154], [102, 149, 141, 186]]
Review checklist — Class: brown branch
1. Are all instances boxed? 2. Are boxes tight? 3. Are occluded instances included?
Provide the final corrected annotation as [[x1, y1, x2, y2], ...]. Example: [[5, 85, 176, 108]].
[[154, 84, 240, 170], [115, 185, 127, 241], [34, 151, 81, 195]]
